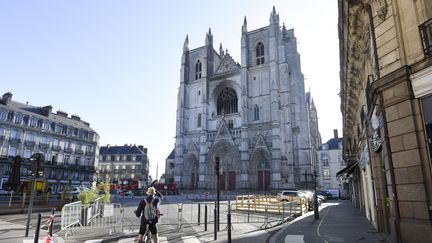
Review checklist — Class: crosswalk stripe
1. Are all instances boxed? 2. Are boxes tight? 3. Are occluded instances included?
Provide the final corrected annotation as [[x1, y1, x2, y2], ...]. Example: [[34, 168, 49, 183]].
[[118, 238, 136, 243], [181, 236, 200, 243], [284, 235, 304, 243], [159, 236, 168, 242], [84, 240, 103, 243]]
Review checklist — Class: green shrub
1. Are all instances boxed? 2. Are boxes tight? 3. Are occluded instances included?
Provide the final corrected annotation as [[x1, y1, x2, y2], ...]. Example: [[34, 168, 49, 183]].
[[77, 182, 112, 204]]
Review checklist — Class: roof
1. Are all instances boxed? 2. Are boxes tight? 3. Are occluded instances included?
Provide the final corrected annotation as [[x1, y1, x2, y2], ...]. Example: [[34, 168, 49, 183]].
[[99, 145, 146, 155], [320, 137, 342, 150], [0, 100, 95, 132], [167, 149, 175, 160]]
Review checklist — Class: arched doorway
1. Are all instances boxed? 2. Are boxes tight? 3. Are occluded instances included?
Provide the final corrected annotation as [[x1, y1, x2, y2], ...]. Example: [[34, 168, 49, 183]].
[[206, 140, 240, 190], [184, 154, 199, 189], [250, 148, 271, 191]]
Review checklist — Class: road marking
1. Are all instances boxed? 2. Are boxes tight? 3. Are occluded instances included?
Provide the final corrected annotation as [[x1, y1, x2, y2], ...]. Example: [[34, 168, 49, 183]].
[[118, 238, 136, 243], [284, 235, 304, 243], [158, 236, 168, 242], [181, 236, 200, 243], [84, 240, 103, 243], [316, 206, 330, 243]]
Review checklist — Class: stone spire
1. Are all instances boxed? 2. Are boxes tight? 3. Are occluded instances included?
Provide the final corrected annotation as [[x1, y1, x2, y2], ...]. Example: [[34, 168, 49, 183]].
[[183, 35, 189, 52], [242, 16, 247, 33], [269, 5, 279, 25], [219, 43, 225, 57], [205, 28, 213, 46]]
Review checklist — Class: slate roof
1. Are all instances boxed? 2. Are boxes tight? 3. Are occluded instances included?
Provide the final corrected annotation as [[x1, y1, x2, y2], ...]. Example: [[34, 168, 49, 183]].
[[0, 99, 95, 132], [166, 149, 175, 160], [99, 145, 146, 155], [320, 137, 342, 150]]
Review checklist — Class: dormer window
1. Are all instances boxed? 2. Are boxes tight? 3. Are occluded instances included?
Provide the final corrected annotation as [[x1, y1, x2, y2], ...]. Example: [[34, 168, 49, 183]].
[[256, 42, 265, 65], [195, 60, 202, 79]]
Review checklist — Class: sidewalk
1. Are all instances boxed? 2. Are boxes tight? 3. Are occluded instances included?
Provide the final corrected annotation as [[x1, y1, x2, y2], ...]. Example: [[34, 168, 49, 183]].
[[269, 200, 388, 243], [0, 219, 64, 243]]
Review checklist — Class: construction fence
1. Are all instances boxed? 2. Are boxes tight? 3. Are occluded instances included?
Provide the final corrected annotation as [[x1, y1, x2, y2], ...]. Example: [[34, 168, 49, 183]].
[[59, 195, 298, 238]]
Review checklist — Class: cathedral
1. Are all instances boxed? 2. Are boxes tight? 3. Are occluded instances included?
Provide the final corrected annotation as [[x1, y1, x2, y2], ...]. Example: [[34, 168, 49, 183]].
[[174, 7, 319, 191]]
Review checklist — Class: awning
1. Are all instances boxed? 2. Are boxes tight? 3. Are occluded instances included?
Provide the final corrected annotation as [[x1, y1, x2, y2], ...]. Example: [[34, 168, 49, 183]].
[[336, 161, 358, 177]]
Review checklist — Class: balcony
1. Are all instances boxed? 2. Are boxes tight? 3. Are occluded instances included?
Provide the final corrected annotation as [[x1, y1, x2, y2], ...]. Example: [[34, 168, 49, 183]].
[[0, 135, 5, 142], [24, 140, 36, 147], [39, 143, 50, 149], [9, 137, 21, 144], [85, 151, 94, 156], [52, 145, 61, 151], [420, 18, 432, 57], [75, 149, 83, 155], [64, 147, 73, 153]]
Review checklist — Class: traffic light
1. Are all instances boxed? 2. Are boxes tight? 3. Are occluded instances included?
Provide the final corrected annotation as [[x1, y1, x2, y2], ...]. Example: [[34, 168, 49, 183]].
[[214, 157, 220, 175]]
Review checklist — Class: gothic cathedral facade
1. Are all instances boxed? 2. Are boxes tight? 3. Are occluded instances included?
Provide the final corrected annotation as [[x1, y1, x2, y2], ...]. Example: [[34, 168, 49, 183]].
[[174, 8, 317, 191]]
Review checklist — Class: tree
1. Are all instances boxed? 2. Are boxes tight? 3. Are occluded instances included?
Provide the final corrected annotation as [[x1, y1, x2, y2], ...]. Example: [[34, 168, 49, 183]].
[[3, 155, 21, 192]]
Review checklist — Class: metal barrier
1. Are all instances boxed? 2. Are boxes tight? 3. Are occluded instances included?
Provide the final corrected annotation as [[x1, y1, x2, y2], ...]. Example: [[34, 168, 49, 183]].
[[60, 195, 298, 238], [61, 201, 82, 237], [60, 200, 123, 237]]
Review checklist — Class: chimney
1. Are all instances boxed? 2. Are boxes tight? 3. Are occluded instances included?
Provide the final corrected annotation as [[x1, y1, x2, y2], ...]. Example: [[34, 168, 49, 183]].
[[334, 129, 338, 139], [1, 92, 12, 106], [56, 110, 68, 117], [41, 105, 53, 117], [138, 145, 144, 151], [71, 115, 81, 121]]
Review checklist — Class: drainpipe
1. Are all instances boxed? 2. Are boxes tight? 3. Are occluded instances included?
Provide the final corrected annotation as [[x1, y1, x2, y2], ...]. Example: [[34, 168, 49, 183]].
[[379, 95, 402, 243]]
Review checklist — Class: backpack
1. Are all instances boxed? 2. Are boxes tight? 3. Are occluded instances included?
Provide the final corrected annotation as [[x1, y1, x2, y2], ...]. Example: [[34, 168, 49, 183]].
[[144, 197, 159, 221]]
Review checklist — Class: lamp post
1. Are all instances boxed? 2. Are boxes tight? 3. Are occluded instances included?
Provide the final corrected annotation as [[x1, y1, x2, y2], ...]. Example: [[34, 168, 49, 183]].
[[214, 156, 220, 231], [311, 147, 319, 220]]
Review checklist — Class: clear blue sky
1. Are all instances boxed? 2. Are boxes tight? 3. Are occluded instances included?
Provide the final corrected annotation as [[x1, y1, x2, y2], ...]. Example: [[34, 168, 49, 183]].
[[0, 0, 341, 180]]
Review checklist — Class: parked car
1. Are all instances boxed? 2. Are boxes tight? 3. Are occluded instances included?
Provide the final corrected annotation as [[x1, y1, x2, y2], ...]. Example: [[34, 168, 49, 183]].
[[0, 189, 12, 196], [317, 190, 332, 201], [277, 190, 305, 202], [58, 186, 90, 200]]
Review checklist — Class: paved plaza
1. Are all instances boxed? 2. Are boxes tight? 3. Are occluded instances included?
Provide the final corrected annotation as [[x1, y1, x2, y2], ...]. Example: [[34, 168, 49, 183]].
[[0, 199, 388, 243]]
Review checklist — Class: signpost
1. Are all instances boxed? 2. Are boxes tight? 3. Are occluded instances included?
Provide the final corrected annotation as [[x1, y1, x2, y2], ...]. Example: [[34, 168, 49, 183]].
[[25, 153, 44, 237]]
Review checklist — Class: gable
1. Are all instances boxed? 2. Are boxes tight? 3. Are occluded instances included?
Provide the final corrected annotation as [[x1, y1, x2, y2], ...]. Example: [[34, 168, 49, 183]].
[[214, 53, 240, 75]]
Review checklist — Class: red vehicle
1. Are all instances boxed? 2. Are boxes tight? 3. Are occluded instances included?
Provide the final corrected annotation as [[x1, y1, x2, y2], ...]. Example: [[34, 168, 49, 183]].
[[154, 182, 178, 195]]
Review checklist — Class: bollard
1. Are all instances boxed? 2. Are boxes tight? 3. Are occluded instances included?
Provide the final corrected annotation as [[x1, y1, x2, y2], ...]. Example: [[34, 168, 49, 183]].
[[49, 208, 55, 236], [198, 203, 201, 226], [247, 203, 250, 223], [204, 204, 208, 231], [34, 213, 42, 243], [214, 207, 217, 240], [22, 192, 26, 209], [8, 191, 13, 207], [227, 207, 232, 243]]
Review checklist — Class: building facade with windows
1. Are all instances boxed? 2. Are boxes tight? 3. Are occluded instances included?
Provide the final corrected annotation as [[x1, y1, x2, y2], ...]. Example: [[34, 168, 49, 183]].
[[98, 145, 149, 188], [174, 7, 319, 191], [338, 0, 432, 242], [316, 130, 346, 197], [0, 92, 99, 193], [162, 149, 175, 185]]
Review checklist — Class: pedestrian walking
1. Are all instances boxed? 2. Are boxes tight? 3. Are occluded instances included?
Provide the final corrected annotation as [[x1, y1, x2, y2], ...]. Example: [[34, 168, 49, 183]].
[[135, 186, 162, 243]]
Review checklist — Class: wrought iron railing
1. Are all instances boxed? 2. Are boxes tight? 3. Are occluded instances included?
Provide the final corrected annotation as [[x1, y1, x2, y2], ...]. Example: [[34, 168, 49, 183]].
[[420, 18, 432, 57]]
